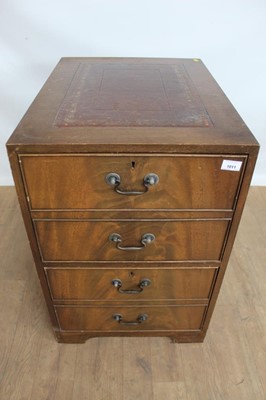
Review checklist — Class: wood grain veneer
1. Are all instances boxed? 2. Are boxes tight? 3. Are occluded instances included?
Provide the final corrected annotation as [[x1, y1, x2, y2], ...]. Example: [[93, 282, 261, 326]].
[[35, 219, 229, 262], [20, 154, 246, 210], [46, 267, 217, 302]]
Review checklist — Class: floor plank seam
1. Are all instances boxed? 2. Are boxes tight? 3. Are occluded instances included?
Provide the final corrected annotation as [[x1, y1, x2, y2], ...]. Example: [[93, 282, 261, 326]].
[[0, 279, 28, 392]]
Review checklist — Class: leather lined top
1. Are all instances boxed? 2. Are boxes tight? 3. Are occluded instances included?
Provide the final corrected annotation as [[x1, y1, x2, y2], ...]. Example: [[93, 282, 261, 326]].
[[54, 63, 211, 128]]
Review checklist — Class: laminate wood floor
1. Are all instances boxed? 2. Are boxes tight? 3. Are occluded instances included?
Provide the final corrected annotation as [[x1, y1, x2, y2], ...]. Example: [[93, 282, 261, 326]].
[[0, 186, 265, 400]]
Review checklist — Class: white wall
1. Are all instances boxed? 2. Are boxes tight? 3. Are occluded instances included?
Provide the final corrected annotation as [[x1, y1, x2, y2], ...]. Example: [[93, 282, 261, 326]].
[[1, 0, 265, 185]]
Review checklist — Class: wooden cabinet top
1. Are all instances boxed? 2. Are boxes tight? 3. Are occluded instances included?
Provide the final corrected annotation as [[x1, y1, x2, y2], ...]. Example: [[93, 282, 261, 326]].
[[7, 58, 259, 153]]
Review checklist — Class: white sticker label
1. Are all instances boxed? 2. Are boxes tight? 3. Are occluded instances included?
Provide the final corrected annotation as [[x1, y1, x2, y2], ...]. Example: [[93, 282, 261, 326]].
[[221, 160, 242, 172]]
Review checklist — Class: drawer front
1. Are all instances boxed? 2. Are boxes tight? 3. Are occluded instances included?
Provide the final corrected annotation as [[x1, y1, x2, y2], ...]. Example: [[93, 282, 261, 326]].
[[21, 155, 245, 210], [35, 219, 229, 262], [55, 305, 206, 331], [46, 267, 217, 301]]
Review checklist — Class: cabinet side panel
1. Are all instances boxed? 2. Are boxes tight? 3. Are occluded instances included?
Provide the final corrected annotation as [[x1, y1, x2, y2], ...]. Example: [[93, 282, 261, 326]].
[[202, 148, 259, 334]]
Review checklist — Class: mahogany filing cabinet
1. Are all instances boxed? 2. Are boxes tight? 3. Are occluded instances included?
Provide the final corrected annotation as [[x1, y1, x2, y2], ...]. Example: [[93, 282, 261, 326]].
[[6, 58, 259, 343]]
